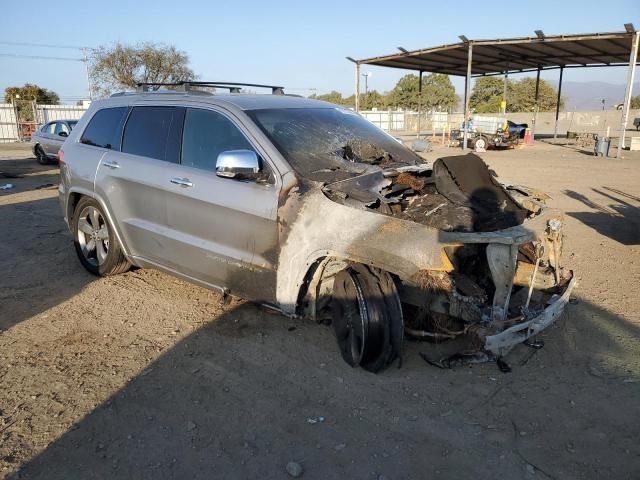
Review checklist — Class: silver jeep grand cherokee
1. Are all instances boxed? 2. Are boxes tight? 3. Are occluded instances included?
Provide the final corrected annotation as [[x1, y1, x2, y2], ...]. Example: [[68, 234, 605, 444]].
[[59, 81, 575, 373]]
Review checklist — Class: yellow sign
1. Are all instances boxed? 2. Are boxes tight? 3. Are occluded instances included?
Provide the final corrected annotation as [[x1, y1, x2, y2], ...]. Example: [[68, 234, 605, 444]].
[[500, 100, 507, 110]]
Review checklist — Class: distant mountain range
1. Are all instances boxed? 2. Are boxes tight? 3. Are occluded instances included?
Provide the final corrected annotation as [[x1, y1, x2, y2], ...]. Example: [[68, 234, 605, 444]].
[[554, 80, 640, 110]]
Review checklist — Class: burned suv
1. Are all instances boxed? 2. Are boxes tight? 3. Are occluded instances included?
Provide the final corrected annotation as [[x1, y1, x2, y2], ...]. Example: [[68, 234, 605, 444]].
[[58, 81, 575, 373]]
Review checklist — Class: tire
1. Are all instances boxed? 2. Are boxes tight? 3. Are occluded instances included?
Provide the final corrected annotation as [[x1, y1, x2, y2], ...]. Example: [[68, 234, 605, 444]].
[[35, 146, 49, 165], [475, 136, 488, 150], [331, 264, 403, 373], [71, 197, 130, 276]]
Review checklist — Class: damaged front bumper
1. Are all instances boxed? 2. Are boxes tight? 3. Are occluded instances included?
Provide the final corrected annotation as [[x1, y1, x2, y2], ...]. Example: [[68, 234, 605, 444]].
[[484, 274, 577, 357]]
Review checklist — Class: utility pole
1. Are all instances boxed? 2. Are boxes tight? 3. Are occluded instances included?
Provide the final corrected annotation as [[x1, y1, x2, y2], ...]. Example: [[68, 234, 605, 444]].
[[81, 48, 93, 100], [361, 72, 371, 110]]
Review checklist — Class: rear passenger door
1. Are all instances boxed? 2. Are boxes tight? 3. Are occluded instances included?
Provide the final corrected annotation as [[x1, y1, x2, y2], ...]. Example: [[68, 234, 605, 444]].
[[94, 105, 185, 264], [40, 122, 58, 156], [51, 121, 70, 152], [161, 107, 280, 302]]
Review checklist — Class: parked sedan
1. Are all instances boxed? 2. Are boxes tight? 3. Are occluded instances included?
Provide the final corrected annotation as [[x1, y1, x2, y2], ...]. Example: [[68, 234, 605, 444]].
[[32, 119, 78, 164]]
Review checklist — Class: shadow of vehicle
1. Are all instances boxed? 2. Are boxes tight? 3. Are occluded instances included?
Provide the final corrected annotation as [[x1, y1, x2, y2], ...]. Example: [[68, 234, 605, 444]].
[[7, 294, 639, 480], [564, 188, 640, 245]]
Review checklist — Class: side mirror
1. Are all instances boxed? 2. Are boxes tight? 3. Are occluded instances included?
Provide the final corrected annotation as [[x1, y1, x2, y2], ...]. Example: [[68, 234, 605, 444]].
[[58, 131, 68, 137], [216, 150, 261, 180]]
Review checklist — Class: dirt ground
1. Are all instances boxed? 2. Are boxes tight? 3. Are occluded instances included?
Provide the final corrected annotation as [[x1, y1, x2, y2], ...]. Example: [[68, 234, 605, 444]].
[[0, 140, 639, 480]]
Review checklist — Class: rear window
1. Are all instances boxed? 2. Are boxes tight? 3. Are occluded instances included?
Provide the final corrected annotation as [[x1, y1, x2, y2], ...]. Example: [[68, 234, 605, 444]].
[[80, 107, 127, 150], [122, 106, 184, 163]]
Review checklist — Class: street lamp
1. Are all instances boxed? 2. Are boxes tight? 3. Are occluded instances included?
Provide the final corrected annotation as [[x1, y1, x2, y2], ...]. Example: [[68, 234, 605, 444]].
[[361, 72, 371, 109]]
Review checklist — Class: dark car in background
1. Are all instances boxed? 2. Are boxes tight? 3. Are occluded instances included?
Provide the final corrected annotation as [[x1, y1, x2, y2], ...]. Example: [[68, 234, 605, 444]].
[[31, 119, 78, 164], [507, 120, 528, 139]]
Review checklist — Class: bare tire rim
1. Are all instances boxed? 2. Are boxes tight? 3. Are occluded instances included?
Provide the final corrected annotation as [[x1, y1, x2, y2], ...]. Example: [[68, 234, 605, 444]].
[[76, 206, 109, 266], [476, 138, 486, 149], [332, 269, 372, 367]]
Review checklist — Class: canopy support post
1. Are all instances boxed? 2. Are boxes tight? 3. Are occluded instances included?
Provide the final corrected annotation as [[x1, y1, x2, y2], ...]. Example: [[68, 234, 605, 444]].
[[532, 66, 541, 140], [417, 70, 423, 138], [617, 31, 639, 158], [462, 43, 473, 151], [355, 62, 360, 112], [502, 62, 509, 115], [553, 66, 564, 139]]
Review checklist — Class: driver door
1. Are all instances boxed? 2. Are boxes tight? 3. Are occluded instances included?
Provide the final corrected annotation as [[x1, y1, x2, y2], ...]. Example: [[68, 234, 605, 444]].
[[161, 107, 280, 302]]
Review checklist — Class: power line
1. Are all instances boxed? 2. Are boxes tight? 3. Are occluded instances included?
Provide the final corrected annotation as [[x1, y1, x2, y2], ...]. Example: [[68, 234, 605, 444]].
[[0, 40, 92, 50], [0, 53, 84, 62]]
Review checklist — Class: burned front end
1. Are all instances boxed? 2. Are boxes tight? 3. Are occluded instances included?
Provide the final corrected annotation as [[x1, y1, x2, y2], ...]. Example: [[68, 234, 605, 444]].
[[322, 153, 576, 361]]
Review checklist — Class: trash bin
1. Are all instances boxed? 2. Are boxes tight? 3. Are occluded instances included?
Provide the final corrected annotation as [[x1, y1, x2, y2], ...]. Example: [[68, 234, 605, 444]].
[[594, 135, 610, 157]]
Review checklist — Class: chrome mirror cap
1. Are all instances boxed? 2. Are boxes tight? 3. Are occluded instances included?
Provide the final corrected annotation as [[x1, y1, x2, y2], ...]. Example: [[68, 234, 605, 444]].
[[215, 150, 260, 179]]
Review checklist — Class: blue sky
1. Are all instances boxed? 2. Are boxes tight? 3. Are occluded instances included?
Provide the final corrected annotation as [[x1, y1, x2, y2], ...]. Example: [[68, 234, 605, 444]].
[[2, 0, 639, 102]]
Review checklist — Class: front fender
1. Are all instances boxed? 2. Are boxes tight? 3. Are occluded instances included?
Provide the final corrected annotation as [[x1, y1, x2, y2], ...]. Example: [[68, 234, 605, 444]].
[[275, 190, 453, 313]]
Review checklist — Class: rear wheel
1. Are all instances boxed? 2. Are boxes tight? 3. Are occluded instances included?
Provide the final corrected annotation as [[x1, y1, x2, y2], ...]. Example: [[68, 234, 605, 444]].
[[72, 197, 130, 276], [35, 146, 49, 165], [331, 264, 403, 373]]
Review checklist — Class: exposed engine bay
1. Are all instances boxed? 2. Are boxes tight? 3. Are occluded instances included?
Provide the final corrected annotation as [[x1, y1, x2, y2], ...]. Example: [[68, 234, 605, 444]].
[[318, 153, 576, 369]]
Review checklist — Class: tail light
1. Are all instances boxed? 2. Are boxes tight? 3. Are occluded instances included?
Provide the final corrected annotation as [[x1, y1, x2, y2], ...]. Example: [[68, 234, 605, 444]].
[[57, 149, 64, 165]]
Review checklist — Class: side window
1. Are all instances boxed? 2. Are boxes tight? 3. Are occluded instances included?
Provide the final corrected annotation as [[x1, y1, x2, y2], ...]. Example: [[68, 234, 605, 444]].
[[181, 108, 255, 172], [43, 123, 56, 134], [80, 107, 127, 150], [122, 106, 184, 163], [54, 122, 69, 135]]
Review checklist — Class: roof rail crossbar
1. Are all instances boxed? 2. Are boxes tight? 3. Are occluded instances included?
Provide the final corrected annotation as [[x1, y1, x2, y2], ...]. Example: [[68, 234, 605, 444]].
[[135, 81, 285, 95]]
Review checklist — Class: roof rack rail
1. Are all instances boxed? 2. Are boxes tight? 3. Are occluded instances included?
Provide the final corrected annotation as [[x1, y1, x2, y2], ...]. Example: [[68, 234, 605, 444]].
[[135, 81, 285, 95]]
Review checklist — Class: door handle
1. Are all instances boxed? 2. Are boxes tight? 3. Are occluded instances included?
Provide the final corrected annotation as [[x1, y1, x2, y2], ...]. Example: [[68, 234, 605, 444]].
[[170, 177, 193, 188], [103, 160, 120, 169]]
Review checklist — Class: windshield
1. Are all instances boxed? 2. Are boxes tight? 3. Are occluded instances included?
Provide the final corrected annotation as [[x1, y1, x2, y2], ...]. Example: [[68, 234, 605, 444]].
[[246, 107, 422, 182]]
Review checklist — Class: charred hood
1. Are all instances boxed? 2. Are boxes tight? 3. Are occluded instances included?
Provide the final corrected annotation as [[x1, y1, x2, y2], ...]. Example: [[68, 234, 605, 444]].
[[322, 153, 530, 233]]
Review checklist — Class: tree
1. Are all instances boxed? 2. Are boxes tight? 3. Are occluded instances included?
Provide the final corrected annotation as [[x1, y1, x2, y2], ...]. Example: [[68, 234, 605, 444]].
[[631, 95, 640, 109], [387, 73, 457, 111], [4, 83, 60, 121], [509, 77, 564, 112], [4, 84, 59, 105], [310, 90, 347, 105], [469, 77, 504, 113], [360, 90, 387, 109], [90, 42, 195, 96], [470, 76, 564, 113], [387, 74, 420, 110], [308, 91, 356, 107], [420, 74, 458, 111]]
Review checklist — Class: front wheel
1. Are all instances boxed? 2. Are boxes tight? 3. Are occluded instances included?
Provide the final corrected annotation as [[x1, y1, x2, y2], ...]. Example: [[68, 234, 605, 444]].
[[71, 197, 131, 276], [331, 264, 403, 373]]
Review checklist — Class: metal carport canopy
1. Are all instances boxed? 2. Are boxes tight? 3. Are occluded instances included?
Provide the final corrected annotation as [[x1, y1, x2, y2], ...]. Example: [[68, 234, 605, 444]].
[[356, 31, 636, 76], [350, 28, 640, 158]]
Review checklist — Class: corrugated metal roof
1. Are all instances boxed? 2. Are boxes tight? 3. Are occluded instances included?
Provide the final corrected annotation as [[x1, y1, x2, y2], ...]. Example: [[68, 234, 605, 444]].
[[356, 31, 638, 76]]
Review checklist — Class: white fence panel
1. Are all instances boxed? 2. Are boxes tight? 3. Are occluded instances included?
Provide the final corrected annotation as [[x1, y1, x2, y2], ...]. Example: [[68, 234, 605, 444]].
[[361, 110, 405, 131], [36, 105, 89, 125], [0, 104, 19, 143]]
